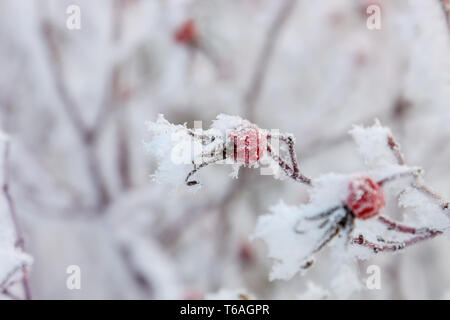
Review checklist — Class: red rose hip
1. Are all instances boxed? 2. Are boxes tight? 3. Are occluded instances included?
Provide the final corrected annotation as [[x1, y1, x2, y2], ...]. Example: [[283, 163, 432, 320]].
[[346, 176, 385, 220], [174, 19, 198, 45], [229, 127, 266, 166]]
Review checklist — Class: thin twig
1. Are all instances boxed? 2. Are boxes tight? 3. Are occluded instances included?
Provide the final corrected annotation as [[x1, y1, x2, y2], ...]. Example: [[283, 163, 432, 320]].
[[353, 229, 442, 253], [413, 182, 450, 212], [386, 135, 450, 215], [280, 135, 300, 174], [42, 23, 89, 137], [111, 1, 133, 191], [387, 135, 405, 165], [41, 21, 111, 210], [0, 265, 21, 291], [266, 140, 312, 185], [378, 215, 422, 234], [2, 142, 31, 299], [377, 169, 420, 186]]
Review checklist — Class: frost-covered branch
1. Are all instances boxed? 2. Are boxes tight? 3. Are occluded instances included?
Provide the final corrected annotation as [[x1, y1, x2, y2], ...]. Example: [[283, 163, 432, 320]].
[[266, 134, 312, 185], [146, 114, 450, 281], [353, 228, 442, 253], [1, 137, 32, 300], [146, 114, 311, 188]]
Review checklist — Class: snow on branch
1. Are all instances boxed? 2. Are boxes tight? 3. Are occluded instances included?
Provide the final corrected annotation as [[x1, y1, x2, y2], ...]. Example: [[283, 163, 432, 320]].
[[146, 115, 450, 281], [145, 114, 310, 188]]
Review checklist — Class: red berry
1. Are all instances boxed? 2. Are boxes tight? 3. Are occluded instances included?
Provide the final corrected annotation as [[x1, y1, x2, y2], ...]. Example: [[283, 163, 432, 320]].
[[174, 19, 198, 45], [238, 242, 254, 264], [346, 176, 385, 220], [229, 127, 266, 166]]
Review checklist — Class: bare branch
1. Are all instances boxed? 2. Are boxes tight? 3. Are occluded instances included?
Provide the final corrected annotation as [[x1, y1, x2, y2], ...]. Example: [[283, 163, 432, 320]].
[[387, 135, 405, 165], [266, 135, 312, 186], [41, 21, 111, 210], [378, 215, 423, 234], [2, 142, 31, 299], [412, 182, 450, 213], [41, 22, 89, 138]]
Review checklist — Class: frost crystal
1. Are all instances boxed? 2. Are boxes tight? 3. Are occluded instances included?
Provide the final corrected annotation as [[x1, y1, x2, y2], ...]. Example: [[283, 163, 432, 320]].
[[349, 121, 396, 168]]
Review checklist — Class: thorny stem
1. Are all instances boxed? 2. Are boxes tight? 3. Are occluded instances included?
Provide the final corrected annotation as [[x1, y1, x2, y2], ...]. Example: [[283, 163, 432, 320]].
[[185, 156, 222, 186], [352, 229, 442, 253], [280, 135, 300, 174], [266, 137, 312, 186], [1, 142, 31, 299]]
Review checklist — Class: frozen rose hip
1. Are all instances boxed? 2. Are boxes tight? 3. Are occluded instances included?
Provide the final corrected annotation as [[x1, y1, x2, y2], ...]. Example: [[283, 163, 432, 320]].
[[174, 19, 197, 44], [229, 127, 266, 166], [346, 176, 385, 220]]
